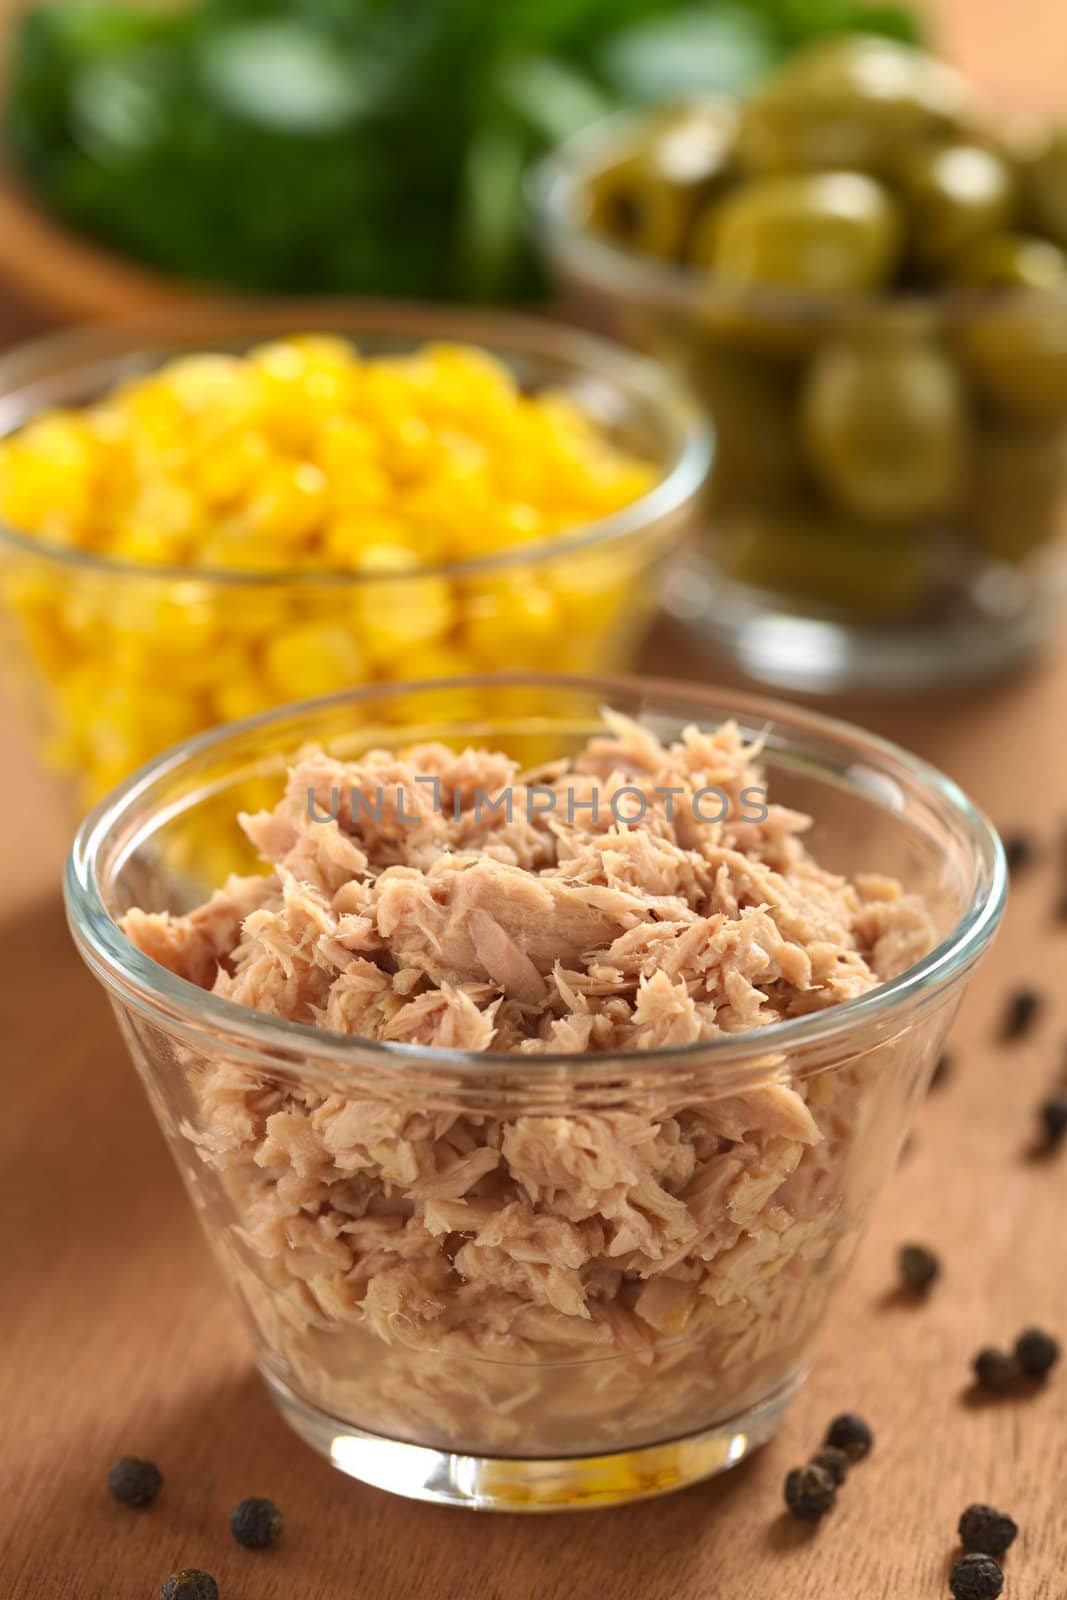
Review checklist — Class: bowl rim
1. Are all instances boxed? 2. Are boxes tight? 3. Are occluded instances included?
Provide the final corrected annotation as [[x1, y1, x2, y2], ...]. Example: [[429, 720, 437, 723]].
[[66, 670, 1008, 1079], [532, 98, 1067, 323], [0, 301, 711, 586]]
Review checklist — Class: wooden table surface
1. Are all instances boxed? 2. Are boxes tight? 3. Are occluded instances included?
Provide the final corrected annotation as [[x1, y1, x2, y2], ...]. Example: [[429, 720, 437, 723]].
[[2, 4, 1067, 1597]]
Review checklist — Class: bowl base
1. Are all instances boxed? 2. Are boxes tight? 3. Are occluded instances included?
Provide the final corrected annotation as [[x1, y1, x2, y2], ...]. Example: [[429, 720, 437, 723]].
[[262, 1366, 802, 1512], [664, 554, 1062, 696]]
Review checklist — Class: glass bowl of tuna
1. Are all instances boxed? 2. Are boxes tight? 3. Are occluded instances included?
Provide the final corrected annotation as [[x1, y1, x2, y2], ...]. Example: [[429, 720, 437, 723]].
[[0, 307, 708, 820], [66, 672, 1005, 1510]]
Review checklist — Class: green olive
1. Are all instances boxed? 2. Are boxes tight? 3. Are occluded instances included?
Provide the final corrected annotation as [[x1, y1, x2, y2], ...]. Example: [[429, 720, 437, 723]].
[[801, 329, 970, 521], [948, 232, 1067, 290], [960, 300, 1067, 421], [737, 36, 972, 177], [684, 351, 803, 508], [967, 424, 1067, 562], [690, 290, 825, 362], [652, 102, 738, 188], [896, 142, 1016, 267], [586, 152, 702, 260], [698, 172, 901, 294], [585, 103, 736, 261], [716, 505, 930, 618], [1015, 126, 1067, 250]]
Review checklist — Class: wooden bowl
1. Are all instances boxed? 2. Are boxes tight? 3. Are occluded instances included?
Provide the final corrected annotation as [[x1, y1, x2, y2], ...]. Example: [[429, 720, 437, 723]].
[[0, 0, 210, 321], [0, 158, 214, 320]]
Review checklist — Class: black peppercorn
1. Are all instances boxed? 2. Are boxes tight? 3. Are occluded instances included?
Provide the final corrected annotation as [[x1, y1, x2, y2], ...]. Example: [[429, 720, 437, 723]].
[[1001, 987, 1042, 1041], [1002, 830, 1035, 874], [783, 1463, 836, 1520], [809, 1446, 849, 1486], [958, 1504, 1018, 1557], [159, 1573, 219, 1600], [949, 1553, 1004, 1600], [824, 1413, 873, 1461], [930, 1051, 953, 1091], [230, 1496, 284, 1550], [972, 1348, 1020, 1389], [107, 1456, 162, 1508], [1014, 1326, 1061, 1380], [1039, 1094, 1067, 1148], [898, 1243, 941, 1292]]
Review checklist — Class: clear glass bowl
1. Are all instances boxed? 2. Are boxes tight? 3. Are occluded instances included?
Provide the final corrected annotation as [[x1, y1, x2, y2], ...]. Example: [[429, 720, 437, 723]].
[[66, 673, 1005, 1510], [535, 109, 1067, 695], [0, 306, 708, 813]]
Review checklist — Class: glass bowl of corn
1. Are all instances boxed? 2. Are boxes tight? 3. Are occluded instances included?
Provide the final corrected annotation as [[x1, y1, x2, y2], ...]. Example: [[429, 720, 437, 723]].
[[0, 305, 709, 819]]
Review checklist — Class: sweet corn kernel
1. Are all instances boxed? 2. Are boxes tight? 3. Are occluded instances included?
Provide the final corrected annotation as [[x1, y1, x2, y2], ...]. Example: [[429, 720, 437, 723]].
[[398, 472, 497, 557], [252, 339, 359, 450], [324, 513, 441, 567], [463, 583, 560, 667], [212, 676, 287, 725], [386, 644, 487, 722], [263, 622, 365, 699], [194, 531, 296, 573], [129, 478, 202, 544], [315, 414, 380, 475], [356, 546, 455, 665], [552, 550, 636, 632], [241, 461, 329, 545], [110, 523, 188, 565], [162, 354, 258, 420], [0, 335, 659, 816], [0, 418, 99, 540], [324, 458, 394, 516], [192, 429, 271, 507]]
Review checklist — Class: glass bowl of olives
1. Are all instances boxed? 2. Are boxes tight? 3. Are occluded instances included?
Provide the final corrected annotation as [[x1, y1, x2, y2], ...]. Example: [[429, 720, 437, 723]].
[[536, 36, 1067, 694]]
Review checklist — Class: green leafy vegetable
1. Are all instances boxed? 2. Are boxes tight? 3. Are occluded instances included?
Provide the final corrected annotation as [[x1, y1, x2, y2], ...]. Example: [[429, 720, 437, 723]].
[[7, 0, 924, 301]]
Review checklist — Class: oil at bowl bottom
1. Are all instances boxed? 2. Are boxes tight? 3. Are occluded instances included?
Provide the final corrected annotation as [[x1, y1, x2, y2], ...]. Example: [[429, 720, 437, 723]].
[[262, 1366, 803, 1511]]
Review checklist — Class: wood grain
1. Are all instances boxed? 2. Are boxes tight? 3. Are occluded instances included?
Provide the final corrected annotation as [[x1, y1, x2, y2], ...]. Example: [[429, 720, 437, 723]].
[[1, 3, 1066, 1596]]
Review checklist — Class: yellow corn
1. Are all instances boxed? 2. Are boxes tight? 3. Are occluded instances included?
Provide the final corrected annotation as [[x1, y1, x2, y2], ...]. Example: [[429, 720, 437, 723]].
[[463, 580, 561, 668], [0, 335, 657, 813], [263, 622, 366, 700]]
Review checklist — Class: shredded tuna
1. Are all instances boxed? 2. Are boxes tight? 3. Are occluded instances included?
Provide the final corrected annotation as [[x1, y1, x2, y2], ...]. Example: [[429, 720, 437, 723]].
[[122, 712, 934, 1456]]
